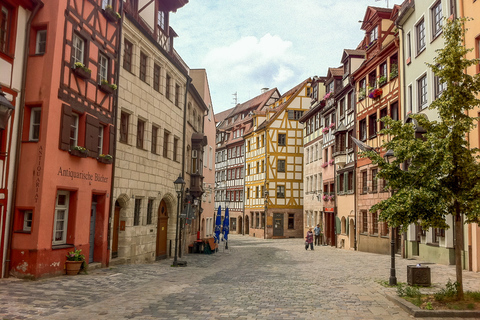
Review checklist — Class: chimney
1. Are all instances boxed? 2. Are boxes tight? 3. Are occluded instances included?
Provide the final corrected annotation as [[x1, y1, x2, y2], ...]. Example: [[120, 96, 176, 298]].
[[261, 88, 269, 93]]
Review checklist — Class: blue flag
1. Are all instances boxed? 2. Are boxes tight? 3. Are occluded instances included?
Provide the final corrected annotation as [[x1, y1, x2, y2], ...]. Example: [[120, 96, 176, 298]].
[[214, 206, 222, 243], [223, 207, 229, 241]]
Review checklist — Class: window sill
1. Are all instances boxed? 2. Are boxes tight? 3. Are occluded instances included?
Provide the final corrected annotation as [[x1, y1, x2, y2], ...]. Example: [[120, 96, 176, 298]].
[[415, 47, 426, 58], [52, 244, 75, 250], [14, 230, 31, 234], [368, 134, 377, 140], [431, 31, 442, 43]]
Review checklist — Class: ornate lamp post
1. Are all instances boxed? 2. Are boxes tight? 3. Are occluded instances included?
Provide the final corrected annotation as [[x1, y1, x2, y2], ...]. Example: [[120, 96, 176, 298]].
[[384, 149, 397, 286], [173, 175, 185, 267]]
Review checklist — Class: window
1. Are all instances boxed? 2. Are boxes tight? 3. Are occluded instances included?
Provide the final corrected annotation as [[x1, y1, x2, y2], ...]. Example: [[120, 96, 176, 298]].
[[120, 112, 129, 143], [163, 130, 169, 158], [379, 62, 387, 85], [379, 108, 387, 130], [408, 85, 413, 114], [146, 199, 153, 225], [390, 101, 399, 121], [288, 214, 295, 229], [435, 66, 447, 99], [134, 198, 141, 226], [278, 160, 285, 172], [418, 75, 428, 109], [53, 191, 70, 245], [35, 29, 47, 55], [369, 26, 378, 43], [0, 4, 12, 54], [101, 0, 113, 9], [98, 125, 104, 155], [288, 110, 303, 120], [23, 210, 33, 232], [173, 137, 179, 162], [175, 84, 180, 107], [362, 171, 368, 194], [407, 32, 412, 61], [70, 113, 79, 148], [157, 10, 166, 30], [278, 133, 286, 146], [98, 53, 108, 83], [362, 211, 368, 233], [123, 39, 133, 72], [140, 51, 147, 82], [359, 118, 367, 141], [136, 119, 145, 149], [153, 64, 161, 92], [368, 70, 376, 88], [368, 113, 377, 138], [72, 34, 85, 64], [372, 212, 378, 234], [372, 168, 378, 193], [151, 125, 158, 154], [339, 98, 345, 118], [431, 1, 442, 38], [348, 171, 353, 192], [29, 108, 41, 141], [347, 130, 353, 150], [166, 74, 171, 100], [277, 185, 285, 198], [416, 19, 426, 54]]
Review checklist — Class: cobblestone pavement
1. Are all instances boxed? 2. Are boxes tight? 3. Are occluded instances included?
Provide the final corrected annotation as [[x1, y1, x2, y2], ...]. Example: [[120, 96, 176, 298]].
[[2, 235, 480, 320]]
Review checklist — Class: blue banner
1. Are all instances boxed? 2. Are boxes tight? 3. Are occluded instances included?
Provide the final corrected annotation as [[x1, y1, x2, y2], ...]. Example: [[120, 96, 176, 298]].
[[214, 206, 222, 243], [223, 207, 229, 241]]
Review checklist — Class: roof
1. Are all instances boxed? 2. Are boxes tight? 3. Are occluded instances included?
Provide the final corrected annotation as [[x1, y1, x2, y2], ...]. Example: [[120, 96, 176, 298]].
[[215, 108, 233, 124]]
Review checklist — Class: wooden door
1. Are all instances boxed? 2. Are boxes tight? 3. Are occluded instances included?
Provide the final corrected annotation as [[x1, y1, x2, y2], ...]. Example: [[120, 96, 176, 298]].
[[112, 203, 120, 258], [273, 213, 284, 237], [156, 200, 168, 260], [89, 202, 97, 263]]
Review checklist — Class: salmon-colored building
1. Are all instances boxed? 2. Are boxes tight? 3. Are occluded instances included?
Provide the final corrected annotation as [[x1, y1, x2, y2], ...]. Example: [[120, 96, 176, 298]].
[[9, 0, 120, 278]]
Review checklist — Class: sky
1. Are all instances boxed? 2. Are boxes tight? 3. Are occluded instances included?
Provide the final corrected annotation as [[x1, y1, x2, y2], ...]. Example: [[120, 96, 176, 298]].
[[170, 0, 405, 115]]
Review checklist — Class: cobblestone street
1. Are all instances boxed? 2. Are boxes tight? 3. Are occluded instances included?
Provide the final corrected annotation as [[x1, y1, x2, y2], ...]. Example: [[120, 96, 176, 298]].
[[2, 235, 480, 320]]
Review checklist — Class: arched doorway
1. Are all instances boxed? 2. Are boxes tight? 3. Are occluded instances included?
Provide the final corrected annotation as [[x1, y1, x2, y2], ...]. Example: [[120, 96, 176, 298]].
[[238, 216, 243, 235], [245, 215, 249, 235], [111, 201, 120, 259], [349, 218, 355, 249], [156, 200, 169, 260]]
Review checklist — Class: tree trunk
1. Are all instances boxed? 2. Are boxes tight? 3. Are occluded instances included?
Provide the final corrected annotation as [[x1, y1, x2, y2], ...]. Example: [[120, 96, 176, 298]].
[[454, 200, 464, 300]]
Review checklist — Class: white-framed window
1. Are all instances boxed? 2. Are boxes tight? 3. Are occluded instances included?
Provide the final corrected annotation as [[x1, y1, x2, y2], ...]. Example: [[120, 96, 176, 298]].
[[98, 53, 108, 83], [29, 107, 41, 141], [369, 26, 378, 43], [23, 210, 33, 232], [98, 125, 104, 155], [72, 34, 85, 64], [53, 191, 70, 245], [101, 0, 113, 9], [70, 113, 79, 148], [35, 30, 47, 55], [158, 10, 165, 30]]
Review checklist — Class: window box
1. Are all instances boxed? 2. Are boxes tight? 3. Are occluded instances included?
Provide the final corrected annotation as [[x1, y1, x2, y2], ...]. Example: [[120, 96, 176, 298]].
[[72, 63, 91, 80], [97, 154, 113, 164], [69, 146, 88, 158], [99, 81, 117, 94], [103, 6, 121, 23]]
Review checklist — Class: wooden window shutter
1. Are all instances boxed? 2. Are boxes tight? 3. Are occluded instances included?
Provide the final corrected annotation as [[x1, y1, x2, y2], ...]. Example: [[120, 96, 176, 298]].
[[109, 125, 115, 155], [59, 104, 73, 151], [85, 114, 100, 157]]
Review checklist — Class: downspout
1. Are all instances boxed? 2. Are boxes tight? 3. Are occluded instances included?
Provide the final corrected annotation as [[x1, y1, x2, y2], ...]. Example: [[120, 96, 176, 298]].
[[4, 0, 43, 278], [264, 129, 267, 239], [106, 0, 123, 267]]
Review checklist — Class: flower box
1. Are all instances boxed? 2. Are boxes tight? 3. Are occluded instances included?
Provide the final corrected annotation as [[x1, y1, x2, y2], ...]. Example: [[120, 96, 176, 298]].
[[72, 66, 91, 80], [97, 154, 113, 164], [69, 147, 88, 158], [328, 159, 335, 166], [104, 6, 120, 22], [99, 83, 115, 94], [369, 88, 383, 100]]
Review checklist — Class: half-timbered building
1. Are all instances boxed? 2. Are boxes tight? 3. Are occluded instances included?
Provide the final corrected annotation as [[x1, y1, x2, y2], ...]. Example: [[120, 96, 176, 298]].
[[353, 5, 401, 255], [244, 80, 310, 239], [10, 0, 121, 278]]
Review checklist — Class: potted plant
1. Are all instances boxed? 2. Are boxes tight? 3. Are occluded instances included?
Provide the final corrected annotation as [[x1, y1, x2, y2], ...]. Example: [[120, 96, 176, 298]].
[[65, 249, 85, 275], [390, 64, 398, 79], [378, 75, 387, 86], [99, 79, 117, 94], [329, 122, 335, 129], [322, 127, 329, 134], [72, 62, 91, 80], [103, 5, 121, 22], [97, 153, 113, 164], [69, 145, 88, 158], [368, 88, 383, 100], [321, 162, 328, 168], [328, 159, 335, 166]]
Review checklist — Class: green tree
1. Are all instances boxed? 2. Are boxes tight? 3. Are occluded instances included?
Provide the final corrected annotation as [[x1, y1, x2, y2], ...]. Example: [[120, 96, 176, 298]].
[[363, 18, 480, 299]]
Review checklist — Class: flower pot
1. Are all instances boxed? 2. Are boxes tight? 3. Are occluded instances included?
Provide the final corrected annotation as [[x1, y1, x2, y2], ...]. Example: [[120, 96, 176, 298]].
[[65, 261, 83, 275], [104, 7, 120, 22], [69, 149, 88, 158], [97, 156, 113, 164], [99, 83, 115, 94], [73, 67, 91, 80]]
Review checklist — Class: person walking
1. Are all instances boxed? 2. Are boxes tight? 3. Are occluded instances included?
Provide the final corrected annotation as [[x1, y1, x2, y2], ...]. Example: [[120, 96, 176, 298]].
[[305, 228, 314, 250], [314, 224, 321, 246]]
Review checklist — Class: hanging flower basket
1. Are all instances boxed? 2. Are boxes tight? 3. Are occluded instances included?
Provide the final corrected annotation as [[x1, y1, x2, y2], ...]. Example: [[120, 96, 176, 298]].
[[369, 88, 383, 100]]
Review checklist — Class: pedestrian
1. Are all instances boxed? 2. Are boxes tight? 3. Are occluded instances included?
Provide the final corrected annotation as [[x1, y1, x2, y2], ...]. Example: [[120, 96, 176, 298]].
[[305, 228, 314, 250], [314, 224, 321, 246]]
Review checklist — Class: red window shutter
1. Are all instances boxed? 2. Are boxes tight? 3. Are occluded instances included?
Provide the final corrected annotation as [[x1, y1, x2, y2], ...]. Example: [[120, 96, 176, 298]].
[[85, 114, 99, 157], [59, 104, 73, 151], [109, 125, 115, 155]]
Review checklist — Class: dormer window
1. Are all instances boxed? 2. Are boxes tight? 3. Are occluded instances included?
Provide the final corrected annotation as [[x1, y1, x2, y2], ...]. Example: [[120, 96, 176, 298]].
[[157, 10, 166, 30], [343, 61, 349, 77], [369, 26, 378, 43]]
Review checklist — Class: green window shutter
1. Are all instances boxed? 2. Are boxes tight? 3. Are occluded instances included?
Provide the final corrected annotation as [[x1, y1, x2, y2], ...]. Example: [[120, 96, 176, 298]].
[[344, 173, 348, 193], [335, 216, 341, 234], [346, 218, 349, 235]]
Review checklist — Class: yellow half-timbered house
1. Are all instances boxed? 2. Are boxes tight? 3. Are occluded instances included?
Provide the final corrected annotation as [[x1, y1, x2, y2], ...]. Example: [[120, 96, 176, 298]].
[[244, 79, 311, 239]]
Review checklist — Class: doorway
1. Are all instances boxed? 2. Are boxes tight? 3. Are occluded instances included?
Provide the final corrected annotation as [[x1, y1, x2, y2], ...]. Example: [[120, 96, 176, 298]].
[[156, 200, 168, 260], [89, 197, 97, 263], [112, 201, 120, 258], [273, 213, 284, 237]]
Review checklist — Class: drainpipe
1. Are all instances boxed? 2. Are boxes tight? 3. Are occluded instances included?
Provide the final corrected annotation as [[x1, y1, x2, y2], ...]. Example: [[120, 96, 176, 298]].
[[4, 0, 43, 279], [106, 0, 123, 267], [264, 129, 268, 239]]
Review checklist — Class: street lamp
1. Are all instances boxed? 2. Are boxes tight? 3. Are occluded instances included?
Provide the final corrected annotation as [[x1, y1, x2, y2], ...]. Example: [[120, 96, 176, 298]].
[[0, 88, 15, 130], [384, 149, 397, 286], [173, 174, 185, 267]]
